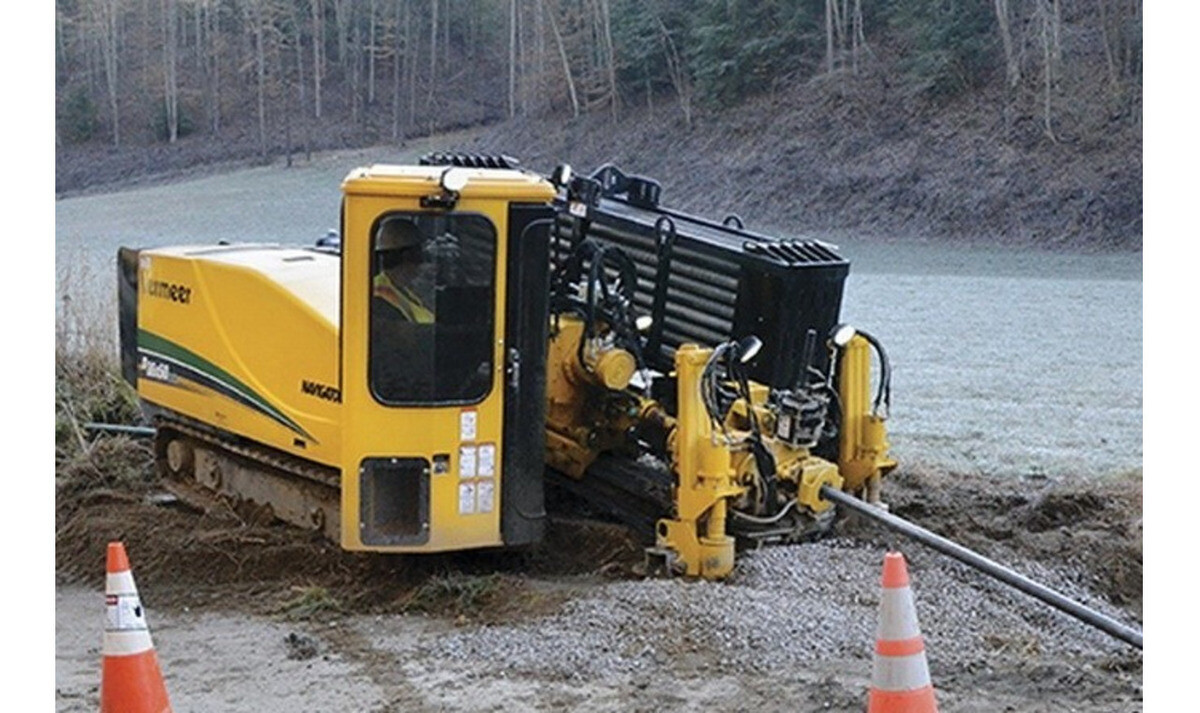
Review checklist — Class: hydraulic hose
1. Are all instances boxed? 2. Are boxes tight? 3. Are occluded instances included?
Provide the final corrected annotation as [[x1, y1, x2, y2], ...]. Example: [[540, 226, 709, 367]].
[[84, 422, 156, 438], [820, 485, 1143, 649]]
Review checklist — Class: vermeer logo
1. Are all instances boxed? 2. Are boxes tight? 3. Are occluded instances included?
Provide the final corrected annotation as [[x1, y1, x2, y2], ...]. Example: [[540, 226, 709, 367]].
[[301, 380, 341, 403], [146, 279, 193, 304]]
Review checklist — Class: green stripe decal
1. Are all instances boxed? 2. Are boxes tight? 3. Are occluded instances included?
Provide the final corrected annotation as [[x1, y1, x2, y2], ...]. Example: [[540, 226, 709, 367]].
[[137, 329, 312, 440]]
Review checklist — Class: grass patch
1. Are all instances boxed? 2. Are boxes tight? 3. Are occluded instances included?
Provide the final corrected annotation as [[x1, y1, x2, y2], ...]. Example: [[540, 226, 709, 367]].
[[398, 572, 505, 618], [56, 346, 152, 496], [278, 586, 344, 621]]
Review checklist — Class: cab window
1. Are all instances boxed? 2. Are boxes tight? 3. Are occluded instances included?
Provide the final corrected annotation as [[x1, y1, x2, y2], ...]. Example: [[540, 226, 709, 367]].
[[369, 212, 496, 404]]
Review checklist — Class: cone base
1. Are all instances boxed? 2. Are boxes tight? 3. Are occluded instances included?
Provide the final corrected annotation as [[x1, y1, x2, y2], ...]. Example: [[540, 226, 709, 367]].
[[101, 651, 172, 713], [868, 685, 938, 713]]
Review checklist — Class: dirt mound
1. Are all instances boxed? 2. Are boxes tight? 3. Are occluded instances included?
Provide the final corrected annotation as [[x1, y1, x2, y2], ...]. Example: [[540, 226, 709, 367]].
[[859, 466, 1143, 615], [55, 458, 644, 622]]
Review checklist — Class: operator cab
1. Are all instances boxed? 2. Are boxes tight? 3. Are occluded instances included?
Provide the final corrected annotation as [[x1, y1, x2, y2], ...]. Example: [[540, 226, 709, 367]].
[[338, 159, 557, 552]]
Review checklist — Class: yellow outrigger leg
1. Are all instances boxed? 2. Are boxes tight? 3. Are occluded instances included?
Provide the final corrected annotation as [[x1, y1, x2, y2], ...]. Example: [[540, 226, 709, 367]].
[[836, 334, 897, 504], [651, 344, 746, 579]]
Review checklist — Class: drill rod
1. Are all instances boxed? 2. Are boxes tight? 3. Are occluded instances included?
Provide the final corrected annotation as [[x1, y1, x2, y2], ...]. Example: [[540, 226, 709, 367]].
[[820, 485, 1143, 649]]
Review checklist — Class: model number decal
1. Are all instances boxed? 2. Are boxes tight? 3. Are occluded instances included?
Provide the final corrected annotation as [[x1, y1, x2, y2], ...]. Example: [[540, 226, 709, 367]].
[[301, 379, 341, 403], [139, 355, 174, 383], [146, 279, 193, 304]]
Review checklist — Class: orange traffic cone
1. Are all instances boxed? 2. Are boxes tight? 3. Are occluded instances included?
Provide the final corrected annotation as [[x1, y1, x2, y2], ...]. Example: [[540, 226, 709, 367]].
[[100, 542, 172, 713], [868, 551, 938, 713]]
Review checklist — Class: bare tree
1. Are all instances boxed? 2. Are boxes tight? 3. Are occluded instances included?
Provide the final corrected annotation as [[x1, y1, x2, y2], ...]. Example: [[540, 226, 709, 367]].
[[368, 0, 377, 105], [332, 0, 348, 66], [427, 0, 438, 131], [203, 0, 221, 134], [655, 13, 690, 128], [407, 0, 418, 129], [1035, 0, 1059, 141], [245, 0, 270, 159], [993, 0, 1020, 89], [508, 0, 517, 118], [391, 0, 404, 140], [824, 0, 835, 74], [311, 0, 324, 118], [88, 0, 123, 146], [541, 0, 578, 118], [597, 0, 618, 120], [350, 3, 362, 123], [162, 0, 179, 142]]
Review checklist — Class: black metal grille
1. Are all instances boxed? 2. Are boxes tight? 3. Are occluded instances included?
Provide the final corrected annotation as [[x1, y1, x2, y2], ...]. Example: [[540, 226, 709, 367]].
[[419, 152, 521, 169], [552, 168, 850, 388]]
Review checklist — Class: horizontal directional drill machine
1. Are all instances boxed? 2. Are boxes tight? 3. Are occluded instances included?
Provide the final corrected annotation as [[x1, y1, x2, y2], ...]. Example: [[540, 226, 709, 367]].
[[118, 155, 896, 578]]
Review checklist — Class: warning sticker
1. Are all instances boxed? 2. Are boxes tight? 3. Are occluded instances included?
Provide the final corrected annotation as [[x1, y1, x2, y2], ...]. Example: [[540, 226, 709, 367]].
[[459, 445, 477, 478], [458, 482, 476, 515], [478, 444, 496, 477], [106, 593, 147, 631], [477, 481, 495, 513], [459, 410, 477, 442]]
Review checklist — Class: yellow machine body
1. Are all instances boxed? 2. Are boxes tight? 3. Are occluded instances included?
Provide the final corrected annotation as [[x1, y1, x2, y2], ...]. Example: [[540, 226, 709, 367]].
[[135, 245, 342, 466]]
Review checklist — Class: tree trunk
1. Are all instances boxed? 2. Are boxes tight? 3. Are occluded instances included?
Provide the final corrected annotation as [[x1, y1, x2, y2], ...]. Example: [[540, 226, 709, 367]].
[[542, 0, 578, 118], [392, 0, 403, 141], [407, 0, 417, 129], [368, 0, 377, 105], [251, 1, 268, 160], [292, 1, 307, 110], [1037, 0, 1057, 142], [598, 0, 618, 121], [162, 0, 179, 142], [312, 0, 324, 118], [508, 0, 517, 118], [993, 0, 1020, 89], [351, 6, 362, 124], [332, 0, 348, 66], [824, 0, 835, 74], [98, 0, 122, 146], [655, 15, 690, 128], [207, 0, 221, 134], [427, 0, 438, 132]]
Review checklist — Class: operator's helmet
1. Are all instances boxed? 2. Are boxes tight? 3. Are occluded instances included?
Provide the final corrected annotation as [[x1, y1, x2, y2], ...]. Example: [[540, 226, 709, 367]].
[[376, 216, 424, 251], [375, 216, 425, 268]]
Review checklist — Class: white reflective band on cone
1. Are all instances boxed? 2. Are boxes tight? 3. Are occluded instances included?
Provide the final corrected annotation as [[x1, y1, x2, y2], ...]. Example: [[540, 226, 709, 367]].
[[871, 651, 933, 691], [877, 587, 921, 640], [103, 629, 156, 657], [106, 570, 139, 596]]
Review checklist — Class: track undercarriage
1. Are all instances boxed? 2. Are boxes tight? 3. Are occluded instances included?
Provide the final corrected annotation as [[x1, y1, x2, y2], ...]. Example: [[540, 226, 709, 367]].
[[153, 414, 341, 541]]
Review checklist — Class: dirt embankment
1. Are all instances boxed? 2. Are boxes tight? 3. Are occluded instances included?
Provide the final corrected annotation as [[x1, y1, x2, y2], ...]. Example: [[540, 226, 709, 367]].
[[55, 67, 1140, 250]]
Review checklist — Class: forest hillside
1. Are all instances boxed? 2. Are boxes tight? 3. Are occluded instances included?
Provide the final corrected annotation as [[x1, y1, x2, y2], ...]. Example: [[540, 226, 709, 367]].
[[55, 0, 1142, 248]]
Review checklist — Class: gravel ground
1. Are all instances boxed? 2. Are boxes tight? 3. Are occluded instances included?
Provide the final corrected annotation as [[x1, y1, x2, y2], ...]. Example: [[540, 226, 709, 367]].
[[383, 538, 1138, 692]]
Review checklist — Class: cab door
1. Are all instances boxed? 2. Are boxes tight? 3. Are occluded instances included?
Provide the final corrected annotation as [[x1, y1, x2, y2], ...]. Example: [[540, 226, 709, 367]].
[[339, 191, 511, 552]]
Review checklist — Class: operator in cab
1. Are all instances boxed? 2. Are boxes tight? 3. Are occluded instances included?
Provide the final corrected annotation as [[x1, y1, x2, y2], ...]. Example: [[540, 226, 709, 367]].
[[372, 216, 434, 323], [368, 212, 491, 403]]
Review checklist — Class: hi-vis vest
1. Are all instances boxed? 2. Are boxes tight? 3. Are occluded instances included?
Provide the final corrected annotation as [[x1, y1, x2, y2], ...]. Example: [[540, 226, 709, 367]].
[[373, 272, 434, 323]]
